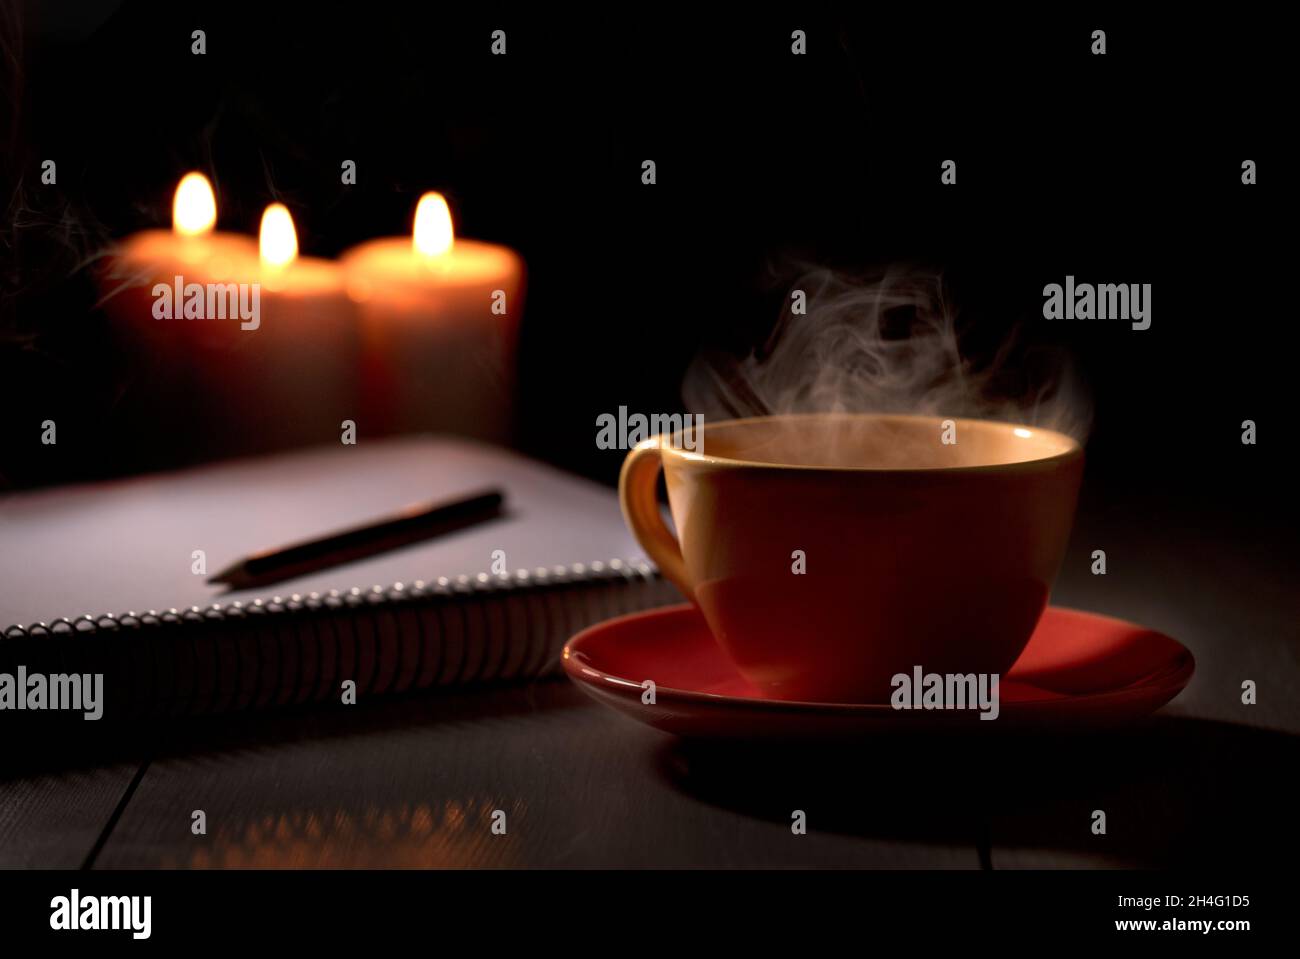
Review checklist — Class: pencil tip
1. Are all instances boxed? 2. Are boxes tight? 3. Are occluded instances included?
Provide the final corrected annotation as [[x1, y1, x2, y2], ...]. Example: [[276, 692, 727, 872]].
[[207, 565, 238, 586]]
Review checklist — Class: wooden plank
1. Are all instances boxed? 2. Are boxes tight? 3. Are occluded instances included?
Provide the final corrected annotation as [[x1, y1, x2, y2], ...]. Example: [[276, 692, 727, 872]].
[[0, 763, 143, 868], [94, 681, 978, 868]]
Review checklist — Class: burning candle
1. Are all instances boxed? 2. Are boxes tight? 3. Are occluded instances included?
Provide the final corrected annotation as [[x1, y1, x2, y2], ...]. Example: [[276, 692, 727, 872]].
[[99, 174, 359, 459], [228, 202, 359, 452], [103, 172, 259, 319], [340, 192, 525, 442]]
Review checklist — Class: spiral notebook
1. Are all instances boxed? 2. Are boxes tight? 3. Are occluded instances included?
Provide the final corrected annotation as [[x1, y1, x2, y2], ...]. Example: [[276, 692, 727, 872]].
[[0, 437, 679, 721]]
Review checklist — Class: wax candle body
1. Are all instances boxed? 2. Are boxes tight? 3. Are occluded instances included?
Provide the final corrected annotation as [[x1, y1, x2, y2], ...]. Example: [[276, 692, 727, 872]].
[[99, 232, 360, 459], [341, 237, 525, 443]]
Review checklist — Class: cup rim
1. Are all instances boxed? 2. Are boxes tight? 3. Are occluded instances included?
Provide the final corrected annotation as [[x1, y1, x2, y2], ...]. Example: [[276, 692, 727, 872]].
[[651, 411, 1084, 474]]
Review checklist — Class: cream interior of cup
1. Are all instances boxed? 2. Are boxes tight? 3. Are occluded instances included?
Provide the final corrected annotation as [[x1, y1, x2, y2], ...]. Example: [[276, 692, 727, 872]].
[[684, 413, 1078, 470]]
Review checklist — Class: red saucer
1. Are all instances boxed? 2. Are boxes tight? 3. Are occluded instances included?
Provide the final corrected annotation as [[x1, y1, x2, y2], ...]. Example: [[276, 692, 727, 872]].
[[562, 604, 1194, 739]]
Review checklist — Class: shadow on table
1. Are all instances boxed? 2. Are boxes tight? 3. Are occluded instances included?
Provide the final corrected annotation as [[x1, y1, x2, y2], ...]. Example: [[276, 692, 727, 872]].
[[652, 715, 1300, 868], [1, 677, 582, 778]]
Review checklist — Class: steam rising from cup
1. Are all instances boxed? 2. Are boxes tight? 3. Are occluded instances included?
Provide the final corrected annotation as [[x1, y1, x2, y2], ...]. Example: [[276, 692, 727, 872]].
[[682, 265, 1092, 445]]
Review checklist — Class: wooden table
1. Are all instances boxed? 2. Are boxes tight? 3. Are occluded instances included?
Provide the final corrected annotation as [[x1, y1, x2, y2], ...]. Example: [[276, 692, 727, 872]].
[[3, 482, 1296, 869]]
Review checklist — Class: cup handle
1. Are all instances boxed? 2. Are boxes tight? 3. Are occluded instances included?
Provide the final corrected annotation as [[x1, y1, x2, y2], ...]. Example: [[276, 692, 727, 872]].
[[619, 441, 694, 602]]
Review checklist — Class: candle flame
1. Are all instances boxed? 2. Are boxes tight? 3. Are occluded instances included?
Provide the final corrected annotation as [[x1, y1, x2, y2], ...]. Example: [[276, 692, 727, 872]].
[[173, 172, 216, 236], [413, 192, 454, 257], [259, 203, 298, 268]]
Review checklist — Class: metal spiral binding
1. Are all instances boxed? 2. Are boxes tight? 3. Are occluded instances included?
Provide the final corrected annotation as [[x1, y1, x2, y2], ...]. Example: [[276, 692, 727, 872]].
[[0, 558, 677, 719]]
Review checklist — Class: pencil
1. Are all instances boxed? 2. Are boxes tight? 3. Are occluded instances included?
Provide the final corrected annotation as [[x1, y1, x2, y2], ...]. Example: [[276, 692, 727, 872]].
[[208, 488, 506, 590]]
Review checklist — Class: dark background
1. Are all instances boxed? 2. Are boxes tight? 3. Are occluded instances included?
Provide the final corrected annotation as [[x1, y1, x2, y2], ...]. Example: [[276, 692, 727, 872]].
[[0, 3, 1291, 539]]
